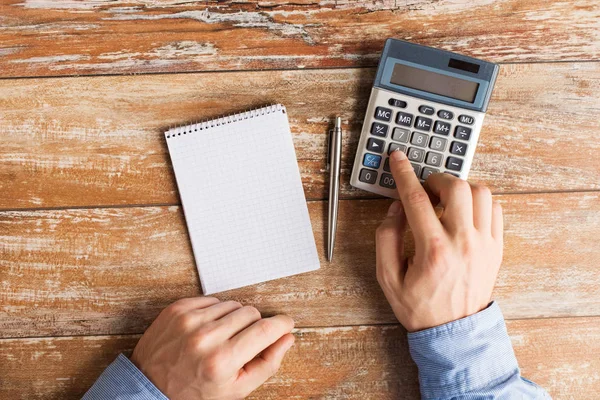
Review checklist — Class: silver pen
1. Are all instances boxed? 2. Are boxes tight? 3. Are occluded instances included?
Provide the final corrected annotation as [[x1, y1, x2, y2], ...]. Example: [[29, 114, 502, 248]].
[[327, 116, 342, 261]]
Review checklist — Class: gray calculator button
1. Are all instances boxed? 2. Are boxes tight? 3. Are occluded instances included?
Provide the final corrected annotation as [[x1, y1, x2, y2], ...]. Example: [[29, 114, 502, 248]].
[[392, 127, 410, 143], [374, 107, 392, 122], [421, 167, 439, 180], [454, 126, 472, 141], [383, 158, 391, 172], [367, 138, 385, 154], [410, 132, 429, 148], [458, 114, 475, 125], [396, 112, 413, 127], [407, 147, 425, 162], [414, 116, 432, 131], [425, 151, 443, 167], [418, 105, 435, 115], [388, 98, 407, 108], [371, 122, 388, 137], [433, 121, 451, 136], [450, 141, 468, 156], [379, 173, 396, 189], [411, 163, 421, 176], [437, 110, 454, 120], [359, 168, 378, 184], [429, 136, 447, 151], [446, 156, 463, 171], [363, 153, 382, 168], [388, 143, 407, 155]]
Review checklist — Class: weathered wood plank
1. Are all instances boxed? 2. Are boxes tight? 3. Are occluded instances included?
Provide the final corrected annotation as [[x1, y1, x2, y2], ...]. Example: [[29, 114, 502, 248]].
[[1, 193, 598, 338], [0, 0, 599, 78], [0, 317, 598, 399], [1, 63, 599, 210]]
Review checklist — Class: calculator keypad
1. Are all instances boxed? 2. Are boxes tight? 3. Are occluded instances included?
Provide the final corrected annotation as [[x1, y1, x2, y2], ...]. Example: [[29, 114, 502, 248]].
[[353, 89, 483, 194]]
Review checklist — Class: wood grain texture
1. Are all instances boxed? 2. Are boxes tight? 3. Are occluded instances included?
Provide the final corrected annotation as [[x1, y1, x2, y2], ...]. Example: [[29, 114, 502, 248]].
[[1, 63, 600, 210], [0, 317, 598, 399], [0, 0, 599, 78], [1, 192, 599, 338]]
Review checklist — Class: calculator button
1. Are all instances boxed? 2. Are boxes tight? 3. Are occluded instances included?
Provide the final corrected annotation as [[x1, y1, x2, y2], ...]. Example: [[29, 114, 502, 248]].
[[410, 132, 429, 148], [379, 173, 396, 189], [359, 168, 378, 184], [383, 158, 391, 172], [450, 141, 468, 156], [446, 156, 463, 171], [391, 127, 410, 143], [374, 107, 392, 122], [388, 143, 407, 155], [395, 112, 413, 127], [414, 116, 432, 132], [418, 105, 435, 115], [425, 151, 443, 167], [370, 122, 388, 137], [429, 136, 447, 151], [407, 147, 425, 162], [388, 98, 407, 108], [458, 114, 475, 125], [366, 138, 385, 154], [454, 126, 472, 141], [363, 153, 382, 169], [433, 121, 451, 136], [437, 110, 454, 120], [411, 163, 421, 176], [421, 167, 439, 180]]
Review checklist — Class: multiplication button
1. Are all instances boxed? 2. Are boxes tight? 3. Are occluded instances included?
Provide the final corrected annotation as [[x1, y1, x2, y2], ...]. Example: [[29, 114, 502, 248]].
[[450, 141, 468, 156], [371, 122, 388, 137]]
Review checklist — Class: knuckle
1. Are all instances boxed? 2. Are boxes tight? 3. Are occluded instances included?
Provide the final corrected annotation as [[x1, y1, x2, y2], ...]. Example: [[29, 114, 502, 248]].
[[425, 236, 450, 266], [256, 319, 275, 338], [202, 351, 228, 381], [375, 223, 396, 242], [405, 190, 430, 207], [242, 305, 261, 320], [471, 184, 492, 199], [376, 265, 399, 289], [449, 179, 471, 195], [175, 313, 196, 332], [223, 300, 243, 309]]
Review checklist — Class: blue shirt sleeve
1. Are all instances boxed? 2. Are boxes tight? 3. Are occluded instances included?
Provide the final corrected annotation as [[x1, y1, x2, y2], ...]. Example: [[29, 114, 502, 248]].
[[407, 301, 551, 399], [82, 353, 168, 400]]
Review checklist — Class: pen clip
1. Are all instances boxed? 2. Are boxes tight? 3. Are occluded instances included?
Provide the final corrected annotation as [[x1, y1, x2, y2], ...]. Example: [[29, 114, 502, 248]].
[[326, 129, 333, 172]]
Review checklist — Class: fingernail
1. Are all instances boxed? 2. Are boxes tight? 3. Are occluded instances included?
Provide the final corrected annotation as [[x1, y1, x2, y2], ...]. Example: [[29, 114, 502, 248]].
[[391, 149, 406, 161], [387, 201, 403, 216]]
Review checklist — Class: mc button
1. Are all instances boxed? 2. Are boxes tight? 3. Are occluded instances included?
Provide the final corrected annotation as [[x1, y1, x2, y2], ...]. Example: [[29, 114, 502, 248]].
[[374, 107, 392, 122]]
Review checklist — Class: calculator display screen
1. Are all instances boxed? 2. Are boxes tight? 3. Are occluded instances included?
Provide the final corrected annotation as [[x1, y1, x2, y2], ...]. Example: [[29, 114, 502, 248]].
[[390, 63, 479, 103]]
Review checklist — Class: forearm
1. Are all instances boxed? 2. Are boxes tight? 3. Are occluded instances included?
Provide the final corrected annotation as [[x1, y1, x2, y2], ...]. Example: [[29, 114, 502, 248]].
[[407, 301, 550, 399]]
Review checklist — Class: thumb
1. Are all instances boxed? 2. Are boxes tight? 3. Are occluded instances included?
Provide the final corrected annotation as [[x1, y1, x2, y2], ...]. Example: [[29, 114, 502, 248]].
[[376, 201, 408, 286]]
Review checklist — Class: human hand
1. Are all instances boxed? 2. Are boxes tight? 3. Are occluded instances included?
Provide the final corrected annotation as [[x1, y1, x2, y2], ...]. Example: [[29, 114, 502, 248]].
[[130, 297, 295, 400], [375, 150, 503, 332]]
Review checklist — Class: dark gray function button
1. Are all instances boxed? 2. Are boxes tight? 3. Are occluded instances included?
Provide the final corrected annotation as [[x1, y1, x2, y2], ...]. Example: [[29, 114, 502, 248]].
[[425, 151, 443, 167], [437, 110, 454, 120], [446, 156, 463, 171], [458, 114, 475, 125], [450, 141, 468, 156], [363, 153, 382, 169], [374, 106, 392, 122], [433, 121, 451, 136], [388, 143, 407, 155], [407, 147, 425, 162], [418, 105, 435, 115], [367, 137, 385, 154], [359, 168, 378, 184], [391, 127, 410, 143], [410, 132, 429, 148], [421, 167, 439, 180], [388, 98, 407, 108], [383, 157, 391, 172], [396, 112, 413, 127], [429, 136, 447, 151], [379, 173, 396, 189], [370, 122, 388, 137], [454, 126, 472, 141], [411, 163, 421, 176], [414, 116, 432, 131]]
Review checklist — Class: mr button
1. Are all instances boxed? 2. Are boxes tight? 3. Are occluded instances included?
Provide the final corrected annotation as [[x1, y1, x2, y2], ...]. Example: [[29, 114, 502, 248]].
[[374, 107, 392, 122]]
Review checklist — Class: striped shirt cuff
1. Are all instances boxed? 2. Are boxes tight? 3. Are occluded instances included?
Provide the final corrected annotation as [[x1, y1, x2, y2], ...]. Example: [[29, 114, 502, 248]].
[[407, 301, 519, 399], [82, 353, 168, 400]]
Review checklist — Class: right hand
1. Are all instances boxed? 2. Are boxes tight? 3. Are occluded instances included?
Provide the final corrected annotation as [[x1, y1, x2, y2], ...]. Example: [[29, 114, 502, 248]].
[[130, 297, 295, 400], [375, 150, 504, 332]]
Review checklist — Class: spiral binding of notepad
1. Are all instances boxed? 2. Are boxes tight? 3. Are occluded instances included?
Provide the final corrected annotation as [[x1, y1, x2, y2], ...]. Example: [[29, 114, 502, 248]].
[[165, 104, 286, 139]]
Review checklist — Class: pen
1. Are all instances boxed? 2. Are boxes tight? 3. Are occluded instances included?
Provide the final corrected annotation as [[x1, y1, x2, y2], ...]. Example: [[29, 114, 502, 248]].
[[327, 116, 342, 261]]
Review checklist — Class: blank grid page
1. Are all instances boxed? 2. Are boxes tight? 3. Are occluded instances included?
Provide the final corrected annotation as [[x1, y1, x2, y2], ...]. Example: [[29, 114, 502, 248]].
[[166, 105, 320, 294]]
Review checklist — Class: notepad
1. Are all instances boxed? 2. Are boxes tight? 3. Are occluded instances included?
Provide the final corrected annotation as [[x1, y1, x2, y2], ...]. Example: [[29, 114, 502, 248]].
[[165, 104, 320, 294]]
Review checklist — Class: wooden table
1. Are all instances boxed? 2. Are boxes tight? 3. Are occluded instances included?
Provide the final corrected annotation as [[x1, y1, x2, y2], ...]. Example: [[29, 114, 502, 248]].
[[1, 1, 599, 398]]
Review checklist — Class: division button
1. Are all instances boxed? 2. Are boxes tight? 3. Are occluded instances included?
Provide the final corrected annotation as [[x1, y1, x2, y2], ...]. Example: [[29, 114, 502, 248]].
[[454, 125, 472, 141]]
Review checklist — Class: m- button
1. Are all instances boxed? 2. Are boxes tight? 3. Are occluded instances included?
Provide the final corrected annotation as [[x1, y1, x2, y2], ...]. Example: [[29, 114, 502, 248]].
[[374, 107, 392, 122]]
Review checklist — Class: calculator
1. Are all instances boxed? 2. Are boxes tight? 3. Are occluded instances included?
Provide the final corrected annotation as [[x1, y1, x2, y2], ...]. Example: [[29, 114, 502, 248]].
[[350, 39, 499, 198]]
